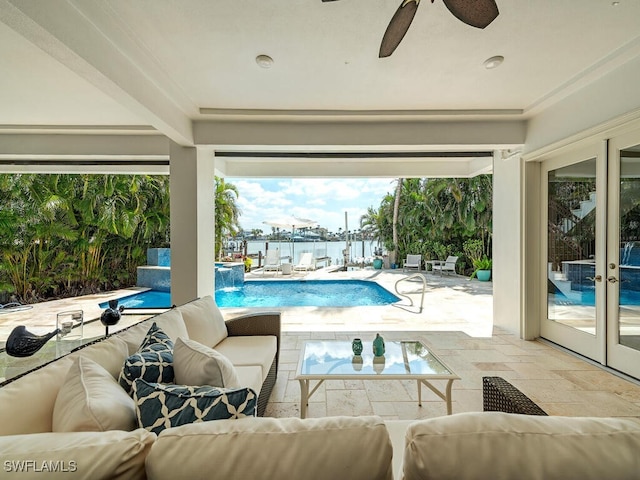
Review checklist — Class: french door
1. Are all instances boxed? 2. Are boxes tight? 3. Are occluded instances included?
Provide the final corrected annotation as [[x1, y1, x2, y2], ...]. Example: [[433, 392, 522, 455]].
[[607, 130, 640, 378], [541, 129, 640, 379]]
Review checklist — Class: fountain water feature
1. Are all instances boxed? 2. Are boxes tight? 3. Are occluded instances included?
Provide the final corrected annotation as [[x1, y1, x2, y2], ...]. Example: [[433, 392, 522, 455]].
[[622, 242, 635, 265], [137, 248, 244, 292], [214, 265, 244, 289]]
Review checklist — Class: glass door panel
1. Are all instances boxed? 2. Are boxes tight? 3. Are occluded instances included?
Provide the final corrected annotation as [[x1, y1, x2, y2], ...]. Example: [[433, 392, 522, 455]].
[[607, 133, 640, 379], [547, 159, 597, 331], [618, 157, 640, 351], [542, 144, 606, 363]]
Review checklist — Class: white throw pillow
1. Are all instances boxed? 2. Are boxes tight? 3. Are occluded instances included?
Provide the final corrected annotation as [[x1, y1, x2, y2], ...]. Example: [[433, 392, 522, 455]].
[[53, 356, 136, 432], [173, 337, 240, 388], [177, 295, 228, 347]]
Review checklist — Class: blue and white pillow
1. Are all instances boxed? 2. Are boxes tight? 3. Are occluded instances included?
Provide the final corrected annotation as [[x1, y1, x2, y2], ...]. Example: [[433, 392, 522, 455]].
[[132, 379, 257, 435], [119, 323, 174, 395]]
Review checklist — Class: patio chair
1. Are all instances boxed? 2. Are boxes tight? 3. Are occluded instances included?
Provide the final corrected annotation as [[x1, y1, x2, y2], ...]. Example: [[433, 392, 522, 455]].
[[432, 255, 458, 276], [402, 254, 422, 272], [262, 249, 281, 275], [293, 252, 315, 273]]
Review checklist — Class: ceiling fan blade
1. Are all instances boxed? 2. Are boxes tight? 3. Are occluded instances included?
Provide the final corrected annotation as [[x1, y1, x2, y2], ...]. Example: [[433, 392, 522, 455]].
[[442, 0, 499, 29], [379, 0, 420, 58]]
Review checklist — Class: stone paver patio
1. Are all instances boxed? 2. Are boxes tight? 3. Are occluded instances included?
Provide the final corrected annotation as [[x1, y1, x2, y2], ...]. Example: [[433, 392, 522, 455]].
[[2, 268, 639, 419]]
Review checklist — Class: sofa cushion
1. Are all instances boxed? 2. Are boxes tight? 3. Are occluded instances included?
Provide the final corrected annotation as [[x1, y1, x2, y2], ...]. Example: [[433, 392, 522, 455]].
[[173, 337, 240, 388], [177, 295, 228, 347], [213, 335, 277, 381], [0, 335, 130, 436], [145, 415, 393, 480], [52, 356, 136, 432], [148, 307, 189, 343], [70, 335, 130, 379], [118, 320, 157, 356], [132, 379, 257, 435], [0, 428, 155, 480], [234, 365, 264, 396], [118, 309, 187, 356], [118, 323, 174, 395], [402, 412, 640, 480]]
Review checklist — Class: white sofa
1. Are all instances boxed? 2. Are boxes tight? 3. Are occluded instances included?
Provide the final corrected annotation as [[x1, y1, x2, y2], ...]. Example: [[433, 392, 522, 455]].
[[1, 295, 640, 479]]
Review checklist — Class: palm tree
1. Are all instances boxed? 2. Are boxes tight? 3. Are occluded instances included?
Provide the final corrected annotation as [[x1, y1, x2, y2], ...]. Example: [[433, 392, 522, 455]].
[[360, 206, 384, 251], [392, 178, 403, 264], [214, 177, 241, 260]]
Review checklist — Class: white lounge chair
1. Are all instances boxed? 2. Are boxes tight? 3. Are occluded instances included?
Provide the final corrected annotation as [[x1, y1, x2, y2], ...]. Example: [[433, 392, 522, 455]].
[[402, 254, 422, 272], [263, 249, 281, 275], [293, 252, 315, 272], [431, 255, 458, 276]]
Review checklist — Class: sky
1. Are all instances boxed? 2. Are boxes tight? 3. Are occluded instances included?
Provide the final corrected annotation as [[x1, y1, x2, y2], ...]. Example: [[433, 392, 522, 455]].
[[227, 178, 397, 234]]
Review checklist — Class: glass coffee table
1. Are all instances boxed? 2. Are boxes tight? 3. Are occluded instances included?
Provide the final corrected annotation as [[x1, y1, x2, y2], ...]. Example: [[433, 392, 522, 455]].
[[295, 339, 460, 418]]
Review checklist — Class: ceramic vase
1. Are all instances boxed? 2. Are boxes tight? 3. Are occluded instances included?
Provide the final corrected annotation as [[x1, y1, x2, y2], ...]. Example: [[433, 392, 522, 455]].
[[351, 338, 363, 356], [373, 333, 385, 357]]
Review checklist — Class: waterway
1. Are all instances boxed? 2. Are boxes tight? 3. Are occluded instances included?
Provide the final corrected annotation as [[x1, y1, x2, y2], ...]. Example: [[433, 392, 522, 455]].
[[239, 239, 379, 266]]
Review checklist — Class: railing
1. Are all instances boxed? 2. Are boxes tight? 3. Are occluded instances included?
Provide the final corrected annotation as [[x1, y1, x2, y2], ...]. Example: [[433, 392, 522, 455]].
[[394, 273, 427, 313]]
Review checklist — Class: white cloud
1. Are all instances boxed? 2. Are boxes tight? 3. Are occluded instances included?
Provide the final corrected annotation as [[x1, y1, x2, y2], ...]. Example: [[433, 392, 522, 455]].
[[227, 177, 395, 233]]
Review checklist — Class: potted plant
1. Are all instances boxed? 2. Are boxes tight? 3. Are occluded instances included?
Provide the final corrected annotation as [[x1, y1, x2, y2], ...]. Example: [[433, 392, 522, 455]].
[[470, 256, 492, 281]]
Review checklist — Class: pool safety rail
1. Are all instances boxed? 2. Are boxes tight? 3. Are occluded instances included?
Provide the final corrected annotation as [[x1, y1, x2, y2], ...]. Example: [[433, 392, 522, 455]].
[[394, 273, 426, 313]]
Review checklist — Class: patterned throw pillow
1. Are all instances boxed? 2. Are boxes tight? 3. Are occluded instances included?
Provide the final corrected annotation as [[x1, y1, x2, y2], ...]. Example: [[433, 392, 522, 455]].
[[119, 323, 174, 395], [132, 379, 257, 435]]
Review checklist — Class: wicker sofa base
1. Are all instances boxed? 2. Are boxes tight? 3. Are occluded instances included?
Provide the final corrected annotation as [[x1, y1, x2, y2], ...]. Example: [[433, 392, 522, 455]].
[[482, 376, 547, 415], [257, 359, 277, 417]]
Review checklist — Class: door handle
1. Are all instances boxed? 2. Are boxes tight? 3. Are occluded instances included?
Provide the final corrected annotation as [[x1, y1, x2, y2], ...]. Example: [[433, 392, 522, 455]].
[[586, 275, 602, 282], [607, 276, 618, 283]]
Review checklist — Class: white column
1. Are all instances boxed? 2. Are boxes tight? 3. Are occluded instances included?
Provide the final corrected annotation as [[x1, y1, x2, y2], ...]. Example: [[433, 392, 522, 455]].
[[169, 142, 215, 305], [492, 150, 524, 336]]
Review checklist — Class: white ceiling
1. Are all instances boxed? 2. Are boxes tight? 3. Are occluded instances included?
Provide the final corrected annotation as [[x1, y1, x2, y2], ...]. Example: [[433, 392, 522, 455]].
[[1, 0, 640, 143]]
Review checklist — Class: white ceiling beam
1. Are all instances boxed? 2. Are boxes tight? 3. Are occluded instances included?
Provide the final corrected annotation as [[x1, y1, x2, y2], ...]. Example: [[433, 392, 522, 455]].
[[220, 158, 493, 179], [0, 133, 168, 156], [193, 119, 526, 148], [0, 0, 194, 146]]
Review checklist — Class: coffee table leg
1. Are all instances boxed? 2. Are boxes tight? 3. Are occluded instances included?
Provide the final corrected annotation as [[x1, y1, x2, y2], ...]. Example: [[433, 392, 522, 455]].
[[417, 380, 422, 406], [299, 379, 309, 419], [445, 379, 454, 415]]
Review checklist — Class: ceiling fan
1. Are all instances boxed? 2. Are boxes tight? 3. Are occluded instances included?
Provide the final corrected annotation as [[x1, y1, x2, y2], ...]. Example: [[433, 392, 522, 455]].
[[322, 0, 499, 58]]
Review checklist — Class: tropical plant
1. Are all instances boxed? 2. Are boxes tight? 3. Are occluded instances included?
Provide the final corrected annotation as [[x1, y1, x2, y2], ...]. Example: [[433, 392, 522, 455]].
[[0, 173, 171, 302], [214, 177, 241, 261], [470, 256, 492, 279], [391, 178, 403, 265], [371, 175, 492, 272]]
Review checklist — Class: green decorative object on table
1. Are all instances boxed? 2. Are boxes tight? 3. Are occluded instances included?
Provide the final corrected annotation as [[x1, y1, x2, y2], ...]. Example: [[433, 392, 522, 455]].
[[351, 338, 363, 356], [372, 333, 385, 357]]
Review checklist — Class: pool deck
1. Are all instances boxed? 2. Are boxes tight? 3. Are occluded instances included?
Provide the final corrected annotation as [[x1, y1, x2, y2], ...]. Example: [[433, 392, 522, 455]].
[[2, 268, 640, 420]]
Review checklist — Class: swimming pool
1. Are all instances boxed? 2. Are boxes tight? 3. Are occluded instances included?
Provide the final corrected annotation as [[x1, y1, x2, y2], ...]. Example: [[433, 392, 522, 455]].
[[101, 280, 400, 309]]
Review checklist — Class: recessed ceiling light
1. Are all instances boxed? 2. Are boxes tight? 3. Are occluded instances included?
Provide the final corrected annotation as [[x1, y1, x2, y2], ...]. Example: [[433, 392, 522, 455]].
[[612, 2, 620, 6], [256, 55, 274, 68], [483, 55, 504, 69]]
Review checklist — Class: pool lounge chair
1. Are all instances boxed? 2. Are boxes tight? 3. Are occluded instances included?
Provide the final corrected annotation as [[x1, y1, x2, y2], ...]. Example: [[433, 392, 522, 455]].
[[293, 252, 315, 273], [402, 254, 422, 272], [431, 255, 458, 276], [263, 249, 281, 275], [0, 302, 33, 314]]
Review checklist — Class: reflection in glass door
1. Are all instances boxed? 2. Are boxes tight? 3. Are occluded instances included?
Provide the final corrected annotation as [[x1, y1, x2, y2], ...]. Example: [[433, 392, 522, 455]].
[[543, 147, 605, 363], [607, 134, 640, 379]]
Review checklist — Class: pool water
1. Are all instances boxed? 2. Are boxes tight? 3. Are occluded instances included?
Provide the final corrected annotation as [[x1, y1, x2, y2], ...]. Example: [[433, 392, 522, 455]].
[[552, 287, 640, 306], [101, 280, 400, 309]]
